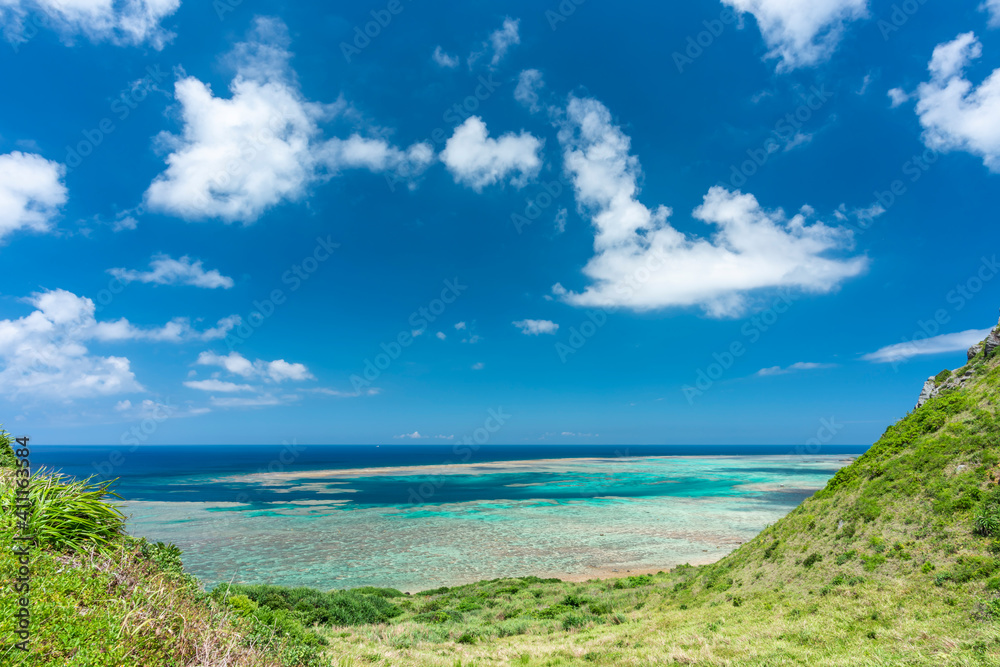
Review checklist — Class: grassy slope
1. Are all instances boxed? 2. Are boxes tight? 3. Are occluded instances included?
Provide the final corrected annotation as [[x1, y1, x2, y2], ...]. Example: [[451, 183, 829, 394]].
[[314, 344, 1000, 665]]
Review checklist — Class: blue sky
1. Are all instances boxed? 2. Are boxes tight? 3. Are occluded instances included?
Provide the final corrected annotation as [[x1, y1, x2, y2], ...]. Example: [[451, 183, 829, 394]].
[[1, 0, 999, 445]]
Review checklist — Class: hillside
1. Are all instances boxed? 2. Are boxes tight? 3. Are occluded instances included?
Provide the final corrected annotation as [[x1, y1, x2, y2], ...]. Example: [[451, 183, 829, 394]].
[[4, 320, 1000, 665]]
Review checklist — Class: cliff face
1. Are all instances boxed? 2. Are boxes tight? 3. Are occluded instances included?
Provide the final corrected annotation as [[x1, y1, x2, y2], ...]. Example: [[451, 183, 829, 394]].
[[916, 313, 1000, 408]]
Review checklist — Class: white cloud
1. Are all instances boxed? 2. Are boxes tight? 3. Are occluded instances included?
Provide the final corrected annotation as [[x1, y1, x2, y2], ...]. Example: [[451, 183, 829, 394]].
[[887, 87, 910, 108], [0, 288, 236, 400], [983, 0, 1000, 27], [488, 17, 520, 66], [561, 432, 598, 437], [722, 0, 868, 71], [435, 331, 446, 340], [266, 358, 313, 382], [109, 254, 234, 288], [440, 116, 542, 191], [862, 328, 992, 364], [307, 387, 380, 397], [513, 319, 559, 335], [210, 393, 295, 408], [114, 399, 132, 411], [913, 32, 1000, 172], [514, 69, 544, 113], [454, 322, 466, 330], [432, 45, 459, 68], [394, 431, 426, 439], [0, 151, 67, 243], [554, 207, 567, 234], [0, 0, 179, 49], [471, 362, 484, 370], [145, 17, 433, 223], [469, 16, 520, 68], [756, 361, 837, 376], [183, 379, 255, 392], [554, 96, 867, 317], [195, 350, 314, 383]]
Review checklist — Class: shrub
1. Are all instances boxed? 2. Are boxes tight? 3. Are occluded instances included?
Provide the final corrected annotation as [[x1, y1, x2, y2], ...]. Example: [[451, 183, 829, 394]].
[[975, 506, 1000, 537], [835, 550, 857, 565], [803, 553, 823, 568], [214, 583, 402, 626], [613, 574, 654, 589]]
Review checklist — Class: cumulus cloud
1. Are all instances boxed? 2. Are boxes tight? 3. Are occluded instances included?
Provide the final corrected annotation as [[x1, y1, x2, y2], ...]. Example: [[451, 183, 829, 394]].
[[471, 362, 484, 370], [513, 319, 559, 335], [756, 361, 837, 376], [0, 288, 236, 400], [0, 151, 67, 243], [195, 350, 314, 382], [722, 0, 868, 70], [554, 96, 867, 317], [432, 45, 459, 68], [862, 328, 992, 364], [440, 116, 542, 191], [394, 431, 426, 439], [912, 32, 1000, 172], [145, 17, 433, 223], [514, 69, 545, 113], [109, 254, 234, 288], [0, 0, 179, 49]]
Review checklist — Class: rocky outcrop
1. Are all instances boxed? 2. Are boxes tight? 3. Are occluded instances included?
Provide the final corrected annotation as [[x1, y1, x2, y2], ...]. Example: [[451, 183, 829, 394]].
[[917, 378, 939, 408], [918, 313, 1000, 409]]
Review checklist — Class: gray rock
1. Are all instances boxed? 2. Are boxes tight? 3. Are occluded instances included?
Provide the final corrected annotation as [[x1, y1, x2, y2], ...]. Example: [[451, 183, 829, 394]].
[[916, 377, 939, 409], [968, 341, 984, 360], [985, 326, 1000, 358]]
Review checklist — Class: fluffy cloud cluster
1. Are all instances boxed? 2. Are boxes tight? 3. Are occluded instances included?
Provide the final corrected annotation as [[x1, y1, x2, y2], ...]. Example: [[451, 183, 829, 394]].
[[722, 0, 868, 70], [187, 350, 316, 408], [194, 350, 314, 382], [0, 151, 67, 243], [145, 17, 433, 223], [109, 254, 234, 288], [0, 0, 180, 49], [912, 32, 1000, 172], [440, 117, 542, 191], [0, 289, 237, 400], [554, 96, 867, 317]]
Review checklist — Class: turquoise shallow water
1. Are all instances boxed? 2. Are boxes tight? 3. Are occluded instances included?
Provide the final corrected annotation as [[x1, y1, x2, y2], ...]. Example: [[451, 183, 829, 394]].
[[118, 454, 852, 592]]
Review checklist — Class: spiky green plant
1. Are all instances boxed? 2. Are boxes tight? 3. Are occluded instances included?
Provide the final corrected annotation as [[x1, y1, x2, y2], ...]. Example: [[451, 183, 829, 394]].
[[0, 425, 16, 469], [2, 468, 126, 551]]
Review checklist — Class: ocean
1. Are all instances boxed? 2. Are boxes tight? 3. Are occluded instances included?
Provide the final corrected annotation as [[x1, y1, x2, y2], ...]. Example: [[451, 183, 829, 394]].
[[33, 444, 867, 592]]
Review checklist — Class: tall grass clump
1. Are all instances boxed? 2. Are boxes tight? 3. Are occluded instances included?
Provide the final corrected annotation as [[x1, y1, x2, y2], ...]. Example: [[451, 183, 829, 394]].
[[1, 469, 125, 551]]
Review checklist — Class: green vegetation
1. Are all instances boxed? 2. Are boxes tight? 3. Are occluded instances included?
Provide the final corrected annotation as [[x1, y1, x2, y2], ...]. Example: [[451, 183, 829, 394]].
[[5, 326, 1000, 664]]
